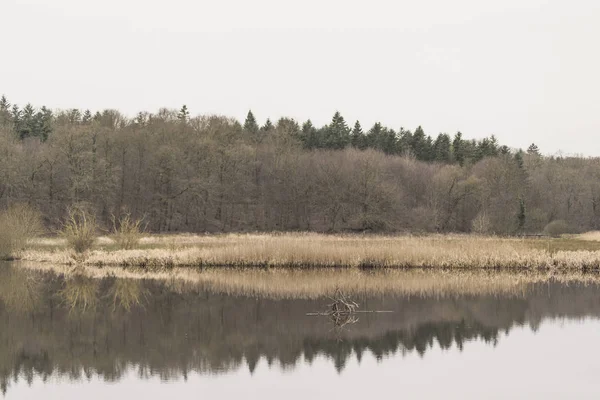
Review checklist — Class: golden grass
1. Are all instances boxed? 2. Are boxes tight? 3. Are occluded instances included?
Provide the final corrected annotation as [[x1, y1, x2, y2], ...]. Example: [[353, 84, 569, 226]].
[[16, 261, 600, 300], [19, 232, 600, 270], [575, 231, 600, 242]]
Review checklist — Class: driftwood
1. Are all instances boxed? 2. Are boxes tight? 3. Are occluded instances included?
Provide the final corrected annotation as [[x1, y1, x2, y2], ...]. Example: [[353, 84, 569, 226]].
[[306, 288, 392, 330]]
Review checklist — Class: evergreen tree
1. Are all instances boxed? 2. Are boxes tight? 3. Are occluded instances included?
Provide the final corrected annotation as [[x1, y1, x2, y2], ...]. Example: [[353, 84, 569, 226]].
[[433, 133, 451, 163], [397, 128, 413, 155], [411, 126, 431, 161], [243, 110, 259, 134], [300, 120, 319, 149], [452, 132, 465, 166], [527, 143, 540, 155], [350, 121, 365, 149], [11, 105, 21, 133], [68, 109, 82, 124], [261, 118, 274, 132], [366, 122, 383, 150], [82, 109, 92, 124], [19, 103, 36, 139], [322, 112, 350, 149], [514, 150, 524, 169], [177, 105, 189, 122], [0, 95, 10, 125], [35, 106, 53, 141]]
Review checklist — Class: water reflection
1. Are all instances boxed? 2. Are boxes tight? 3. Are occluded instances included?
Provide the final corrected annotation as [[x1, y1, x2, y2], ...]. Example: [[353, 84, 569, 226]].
[[1, 263, 600, 395]]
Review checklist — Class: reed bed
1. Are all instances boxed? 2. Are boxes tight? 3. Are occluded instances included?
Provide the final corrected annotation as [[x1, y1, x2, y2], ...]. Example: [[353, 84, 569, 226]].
[[16, 261, 600, 300], [19, 233, 600, 270]]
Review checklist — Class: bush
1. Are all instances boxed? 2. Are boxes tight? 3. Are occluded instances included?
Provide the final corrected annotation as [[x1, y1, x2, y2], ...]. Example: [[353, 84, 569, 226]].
[[0, 204, 44, 259], [543, 220, 570, 237], [61, 207, 97, 254], [111, 213, 145, 250]]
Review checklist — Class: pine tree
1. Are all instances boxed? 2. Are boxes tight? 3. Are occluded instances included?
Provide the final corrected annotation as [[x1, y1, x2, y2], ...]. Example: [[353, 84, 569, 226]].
[[243, 110, 259, 134], [35, 106, 53, 141], [300, 120, 319, 149], [0, 95, 10, 126], [411, 126, 431, 161], [366, 122, 383, 150], [397, 128, 412, 155], [261, 118, 274, 132], [82, 109, 92, 124], [66, 109, 81, 124], [351, 121, 364, 149], [19, 103, 36, 139], [514, 150, 524, 169], [322, 111, 350, 149], [527, 143, 540, 155], [177, 105, 189, 122], [433, 133, 452, 163], [452, 132, 465, 166]]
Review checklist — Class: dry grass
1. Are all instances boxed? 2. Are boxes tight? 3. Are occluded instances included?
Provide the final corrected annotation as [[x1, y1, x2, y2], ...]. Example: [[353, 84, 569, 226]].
[[16, 261, 600, 300], [17, 232, 600, 270]]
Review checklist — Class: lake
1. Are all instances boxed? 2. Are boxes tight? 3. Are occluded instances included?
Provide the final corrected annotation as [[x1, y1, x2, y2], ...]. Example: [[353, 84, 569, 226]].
[[1, 262, 600, 399]]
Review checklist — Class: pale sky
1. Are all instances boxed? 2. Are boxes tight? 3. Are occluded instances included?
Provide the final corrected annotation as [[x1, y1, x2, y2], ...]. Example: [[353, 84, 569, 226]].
[[1, 0, 599, 155]]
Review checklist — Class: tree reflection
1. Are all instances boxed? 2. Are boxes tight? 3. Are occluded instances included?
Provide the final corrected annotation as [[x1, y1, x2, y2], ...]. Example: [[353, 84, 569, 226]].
[[0, 266, 600, 395]]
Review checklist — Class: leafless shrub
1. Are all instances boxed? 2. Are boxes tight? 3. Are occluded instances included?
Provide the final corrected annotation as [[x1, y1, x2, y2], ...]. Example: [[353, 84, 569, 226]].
[[61, 206, 97, 254], [111, 213, 145, 250], [0, 204, 44, 259]]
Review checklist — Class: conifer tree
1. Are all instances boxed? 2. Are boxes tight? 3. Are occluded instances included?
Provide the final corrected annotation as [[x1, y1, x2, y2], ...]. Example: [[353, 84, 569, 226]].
[[261, 118, 274, 132], [0, 95, 10, 125], [300, 120, 319, 149], [452, 132, 465, 166], [514, 150, 524, 169], [411, 126, 431, 161], [35, 106, 53, 141], [366, 122, 383, 149], [82, 109, 92, 124], [19, 103, 36, 139], [68, 109, 82, 124], [322, 111, 350, 149], [351, 121, 365, 149], [433, 133, 452, 163], [177, 105, 189, 122], [527, 143, 540, 155], [243, 110, 259, 134]]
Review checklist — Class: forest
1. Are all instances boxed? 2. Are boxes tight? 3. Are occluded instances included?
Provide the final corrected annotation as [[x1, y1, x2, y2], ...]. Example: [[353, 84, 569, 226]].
[[0, 95, 597, 235]]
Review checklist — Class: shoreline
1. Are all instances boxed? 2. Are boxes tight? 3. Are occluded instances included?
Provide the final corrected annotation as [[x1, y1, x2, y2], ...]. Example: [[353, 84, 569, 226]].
[[12, 232, 600, 271]]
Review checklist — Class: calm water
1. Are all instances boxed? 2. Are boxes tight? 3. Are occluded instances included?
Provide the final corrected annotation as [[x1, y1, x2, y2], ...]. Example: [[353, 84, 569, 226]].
[[1, 263, 600, 399]]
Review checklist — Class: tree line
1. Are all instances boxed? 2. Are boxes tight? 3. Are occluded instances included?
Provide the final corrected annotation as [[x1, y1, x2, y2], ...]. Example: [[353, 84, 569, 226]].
[[0, 95, 595, 235]]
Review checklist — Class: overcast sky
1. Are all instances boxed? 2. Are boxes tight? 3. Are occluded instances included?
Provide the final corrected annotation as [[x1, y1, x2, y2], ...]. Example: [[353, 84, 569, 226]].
[[1, 0, 599, 155]]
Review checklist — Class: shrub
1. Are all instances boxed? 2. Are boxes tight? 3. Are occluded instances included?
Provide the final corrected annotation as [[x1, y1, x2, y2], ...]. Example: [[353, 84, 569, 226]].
[[543, 220, 570, 237], [61, 207, 97, 254], [111, 213, 145, 250], [0, 204, 44, 259]]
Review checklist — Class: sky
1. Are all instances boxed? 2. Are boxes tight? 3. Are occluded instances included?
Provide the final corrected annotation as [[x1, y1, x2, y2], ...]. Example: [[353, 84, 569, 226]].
[[1, 0, 599, 155]]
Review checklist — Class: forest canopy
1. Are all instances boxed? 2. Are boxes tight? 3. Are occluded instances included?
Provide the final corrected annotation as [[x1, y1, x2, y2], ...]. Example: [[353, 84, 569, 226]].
[[0, 95, 595, 235]]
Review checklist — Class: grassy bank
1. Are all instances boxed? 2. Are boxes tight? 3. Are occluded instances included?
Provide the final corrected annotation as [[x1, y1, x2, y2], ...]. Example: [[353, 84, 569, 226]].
[[16, 232, 600, 270], [16, 261, 600, 300]]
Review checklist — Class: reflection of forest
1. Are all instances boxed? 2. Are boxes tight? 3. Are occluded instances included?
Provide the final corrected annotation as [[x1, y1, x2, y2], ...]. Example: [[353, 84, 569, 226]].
[[2, 266, 600, 394]]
